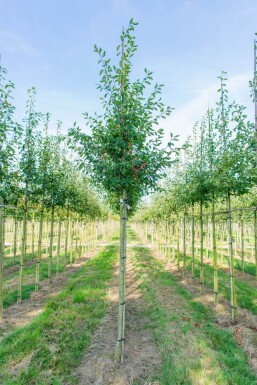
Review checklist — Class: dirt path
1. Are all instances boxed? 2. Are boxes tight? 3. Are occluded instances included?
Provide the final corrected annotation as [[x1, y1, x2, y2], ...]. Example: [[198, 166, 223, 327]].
[[0, 247, 100, 339], [77, 250, 160, 385]]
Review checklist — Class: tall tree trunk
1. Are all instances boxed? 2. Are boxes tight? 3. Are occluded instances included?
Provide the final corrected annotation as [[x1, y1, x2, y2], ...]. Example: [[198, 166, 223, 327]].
[[115, 189, 127, 363], [227, 190, 237, 323]]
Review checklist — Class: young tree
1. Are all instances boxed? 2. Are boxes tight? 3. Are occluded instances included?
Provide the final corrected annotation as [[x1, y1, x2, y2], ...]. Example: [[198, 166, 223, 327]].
[[18, 87, 41, 304], [69, 19, 178, 362], [0, 65, 21, 318]]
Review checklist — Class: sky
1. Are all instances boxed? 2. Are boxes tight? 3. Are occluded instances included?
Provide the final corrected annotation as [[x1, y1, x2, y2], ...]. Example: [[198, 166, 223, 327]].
[[0, 0, 257, 144]]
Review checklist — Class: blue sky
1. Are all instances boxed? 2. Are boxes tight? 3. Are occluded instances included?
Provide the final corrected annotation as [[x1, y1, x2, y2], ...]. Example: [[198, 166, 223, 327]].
[[0, 0, 257, 143]]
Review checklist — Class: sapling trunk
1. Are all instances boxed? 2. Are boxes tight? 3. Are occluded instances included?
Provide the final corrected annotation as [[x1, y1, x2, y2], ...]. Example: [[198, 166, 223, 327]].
[[0, 203, 4, 320], [18, 197, 27, 305], [227, 190, 237, 323], [254, 210, 257, 280], [32, 214, 35, 258], [200, 200, 204, 290], [48, 201, 54, 281], [64, 208, 69, 267], [177, 220, 180, 269], [240, 215, 245, 274], [35, 200, 44, 291], [183, 212, 186, 277], [56, 218, 61, 274], [70, 219, 74, 266], [212, 194, 218, 305], [13, 209, 18, 265], [172, 221, 175, 262], [79, 220, 82, 259], [115, 189, 127, 363], [191, 205, 195, 280]]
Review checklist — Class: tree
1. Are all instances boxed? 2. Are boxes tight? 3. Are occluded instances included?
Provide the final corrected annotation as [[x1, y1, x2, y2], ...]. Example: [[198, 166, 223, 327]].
[[69, 19, 178, 362]]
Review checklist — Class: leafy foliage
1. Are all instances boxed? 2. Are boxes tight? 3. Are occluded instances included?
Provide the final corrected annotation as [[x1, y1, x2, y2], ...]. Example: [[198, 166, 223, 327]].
[[69, 19, 179, 212]]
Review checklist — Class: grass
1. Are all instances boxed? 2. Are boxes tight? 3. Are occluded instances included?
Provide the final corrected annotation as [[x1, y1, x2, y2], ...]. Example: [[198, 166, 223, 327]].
[[3, 253, 70, 308], [130, 229, 256, 385], [175, 252, 257, 315], [2, 244, 94, 309], [0, 243, 118, 385]]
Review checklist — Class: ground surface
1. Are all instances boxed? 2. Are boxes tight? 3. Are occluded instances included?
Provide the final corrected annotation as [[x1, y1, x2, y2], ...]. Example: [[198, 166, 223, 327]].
[[0, 229, 256, 384]]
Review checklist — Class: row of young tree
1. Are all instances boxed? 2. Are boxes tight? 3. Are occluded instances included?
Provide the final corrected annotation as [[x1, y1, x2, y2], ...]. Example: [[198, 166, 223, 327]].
[[0, 67, 106, 218], [135, 38, 257, 323], [0, 63, 111, 320]]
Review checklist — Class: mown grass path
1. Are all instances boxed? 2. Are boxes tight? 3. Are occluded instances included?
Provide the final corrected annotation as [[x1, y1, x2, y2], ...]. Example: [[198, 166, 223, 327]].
[[130, 228, 257, 385]]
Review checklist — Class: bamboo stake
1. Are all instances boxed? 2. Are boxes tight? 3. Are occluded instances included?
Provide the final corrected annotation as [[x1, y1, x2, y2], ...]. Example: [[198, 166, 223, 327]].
[[56, 218, 61, 274], [48, 201, 54, 281], [200, 200, 204, 291], [32, 213, 35, 259], [35, 201, 44, 291], [18, 203, 27, 305], [183, 212, 186, 277], [64, 208, 69, 267], [254, 210, 257, 280], [191, 205, 195, 281], [227, 191, 237, 323], [13, 210, 18, 265], [0, 203, 4, 320], [212, 195, 218, 305], [240, 215, 245, 274], [115, 189, 127, 362]]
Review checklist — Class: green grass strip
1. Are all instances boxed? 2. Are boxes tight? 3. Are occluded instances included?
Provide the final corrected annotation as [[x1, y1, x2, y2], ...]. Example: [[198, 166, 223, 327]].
[[3, 251, 81, 309], [131, 230, 256, 385], [0, 244, 118, 385], [179, 253, 257, 315]]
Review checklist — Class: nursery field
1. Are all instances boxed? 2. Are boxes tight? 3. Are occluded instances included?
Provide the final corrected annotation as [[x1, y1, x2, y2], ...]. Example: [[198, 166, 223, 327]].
[[1, 16, 257, 385], [1, 227, 257, 384]]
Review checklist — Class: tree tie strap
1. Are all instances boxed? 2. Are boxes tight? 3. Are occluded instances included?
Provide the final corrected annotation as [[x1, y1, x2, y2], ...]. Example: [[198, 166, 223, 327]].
[[213, 291, 218, 294], [120, 301, 126, 305], [117, 338, 125, 342], [230, 305, 237, 310]]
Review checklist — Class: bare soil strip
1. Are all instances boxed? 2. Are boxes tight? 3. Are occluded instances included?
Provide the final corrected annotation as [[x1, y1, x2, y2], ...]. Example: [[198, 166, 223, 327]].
[[77, 255, 160, 385]]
